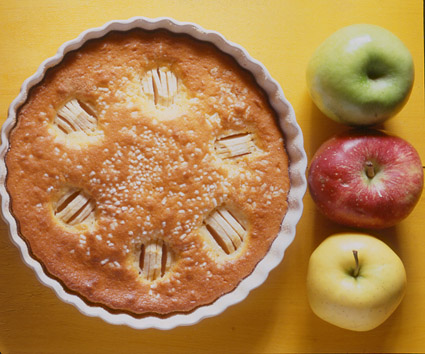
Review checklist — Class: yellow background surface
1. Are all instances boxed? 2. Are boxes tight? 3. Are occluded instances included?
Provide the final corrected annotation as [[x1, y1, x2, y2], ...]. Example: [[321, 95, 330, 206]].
[[0, 1, 424, 353]]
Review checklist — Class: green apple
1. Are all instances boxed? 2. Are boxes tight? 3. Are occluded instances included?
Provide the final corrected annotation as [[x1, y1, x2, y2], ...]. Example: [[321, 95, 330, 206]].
[[307, 233, 406, 331], [307, 24, 414, 126]]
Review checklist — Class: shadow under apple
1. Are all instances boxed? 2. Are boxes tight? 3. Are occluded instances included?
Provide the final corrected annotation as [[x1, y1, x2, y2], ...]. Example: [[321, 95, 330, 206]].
[[306, 91, 345, 160]]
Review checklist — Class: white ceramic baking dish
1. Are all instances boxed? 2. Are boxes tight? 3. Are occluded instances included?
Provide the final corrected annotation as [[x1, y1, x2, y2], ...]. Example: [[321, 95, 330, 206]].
[[0, 17, 307, 329]]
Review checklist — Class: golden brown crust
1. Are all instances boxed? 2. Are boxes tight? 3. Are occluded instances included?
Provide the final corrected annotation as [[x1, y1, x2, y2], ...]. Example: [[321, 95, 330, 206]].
[[5, 29, 289, 314]]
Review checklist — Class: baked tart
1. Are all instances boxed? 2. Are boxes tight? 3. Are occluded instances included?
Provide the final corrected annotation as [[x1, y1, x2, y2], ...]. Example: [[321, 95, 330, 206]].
[[1, 18, 306, 327]]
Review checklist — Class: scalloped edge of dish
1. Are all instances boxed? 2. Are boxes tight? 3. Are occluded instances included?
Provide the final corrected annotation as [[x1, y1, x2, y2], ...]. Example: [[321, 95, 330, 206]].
[[0, 16, 307, 330]]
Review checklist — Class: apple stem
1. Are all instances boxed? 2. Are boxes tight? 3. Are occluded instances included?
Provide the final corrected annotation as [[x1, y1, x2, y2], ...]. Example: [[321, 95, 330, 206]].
[[365, 161, 375, 179], [352, 250, 360, 278]]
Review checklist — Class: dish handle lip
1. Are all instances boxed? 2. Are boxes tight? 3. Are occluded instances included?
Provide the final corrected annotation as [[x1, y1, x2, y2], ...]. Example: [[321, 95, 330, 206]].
[[0, 16, 307, 330]]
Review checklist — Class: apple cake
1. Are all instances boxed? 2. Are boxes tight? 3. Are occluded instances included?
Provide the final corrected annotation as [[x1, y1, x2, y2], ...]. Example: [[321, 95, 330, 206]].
[[5, 29, 290, 315]]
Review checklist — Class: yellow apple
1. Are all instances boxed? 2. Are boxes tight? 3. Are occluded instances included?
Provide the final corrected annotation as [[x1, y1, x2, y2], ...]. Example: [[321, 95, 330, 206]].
[[307, 233, 406, 331]]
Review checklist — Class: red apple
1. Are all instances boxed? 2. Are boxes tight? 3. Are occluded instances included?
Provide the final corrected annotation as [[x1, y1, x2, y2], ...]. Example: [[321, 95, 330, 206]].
[[308, 129, 424, 229]]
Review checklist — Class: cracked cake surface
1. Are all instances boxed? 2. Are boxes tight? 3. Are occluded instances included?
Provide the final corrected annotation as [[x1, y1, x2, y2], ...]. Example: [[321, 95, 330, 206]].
[[5, 29, 290, 315]]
